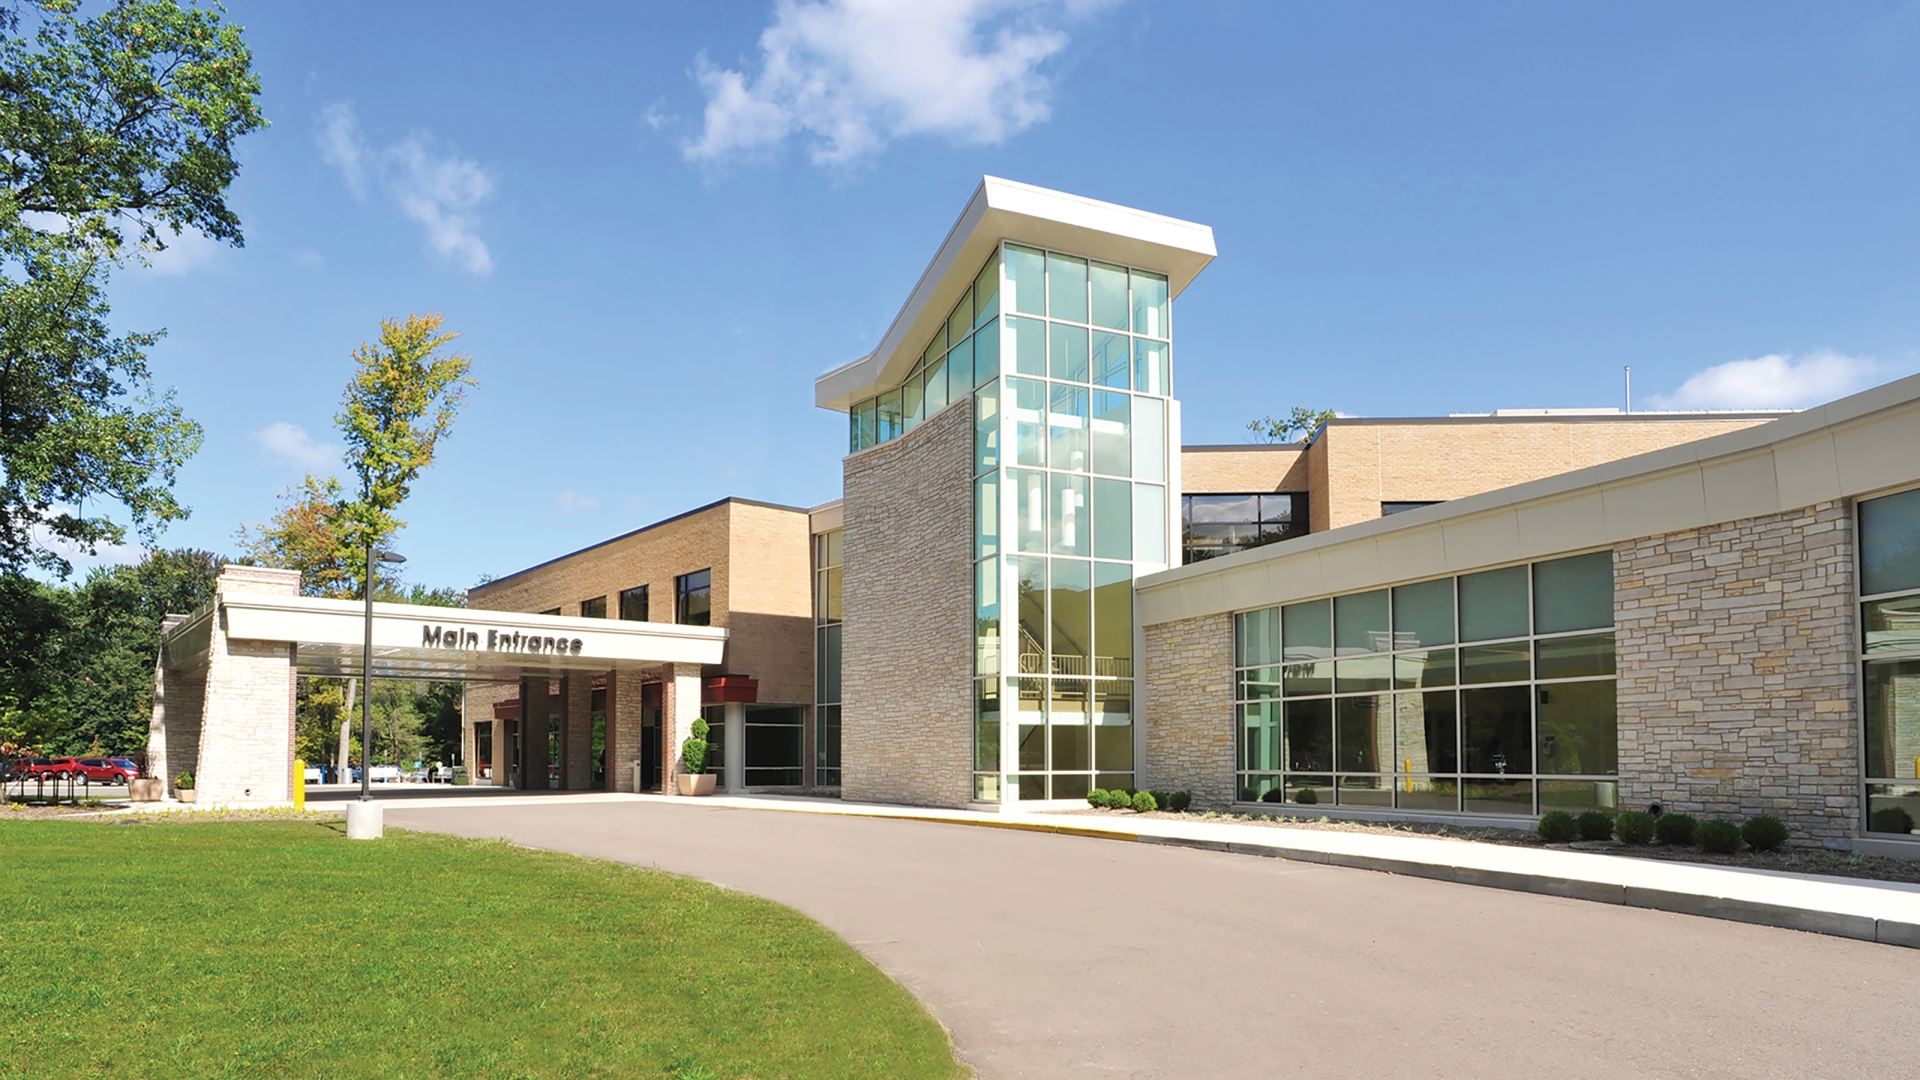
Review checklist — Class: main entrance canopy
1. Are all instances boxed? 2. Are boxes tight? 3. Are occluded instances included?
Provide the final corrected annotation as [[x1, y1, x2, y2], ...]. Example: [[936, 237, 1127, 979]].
[[149, 565, 727, 805]]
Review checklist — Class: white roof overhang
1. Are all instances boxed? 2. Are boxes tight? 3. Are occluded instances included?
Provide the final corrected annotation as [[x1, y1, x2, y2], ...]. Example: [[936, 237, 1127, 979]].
[[814, 176, 1217, 412], [162, 595, 728, 682]]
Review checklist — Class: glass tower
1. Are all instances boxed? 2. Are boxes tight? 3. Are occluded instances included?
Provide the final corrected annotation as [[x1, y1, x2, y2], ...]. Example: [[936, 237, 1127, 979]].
[[849, 242, 1176, 803]]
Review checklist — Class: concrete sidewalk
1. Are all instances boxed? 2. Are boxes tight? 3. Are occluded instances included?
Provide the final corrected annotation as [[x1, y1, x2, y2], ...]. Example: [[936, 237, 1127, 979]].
[[379, 790, 1920, 948]]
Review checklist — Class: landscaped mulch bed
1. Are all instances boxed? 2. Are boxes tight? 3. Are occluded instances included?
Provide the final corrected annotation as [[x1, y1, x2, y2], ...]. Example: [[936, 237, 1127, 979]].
[[1057, 807, 1920, 886]]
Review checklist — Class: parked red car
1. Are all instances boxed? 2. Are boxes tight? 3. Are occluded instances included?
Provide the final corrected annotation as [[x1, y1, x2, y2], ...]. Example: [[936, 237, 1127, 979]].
[[18, 757, 136, 782]]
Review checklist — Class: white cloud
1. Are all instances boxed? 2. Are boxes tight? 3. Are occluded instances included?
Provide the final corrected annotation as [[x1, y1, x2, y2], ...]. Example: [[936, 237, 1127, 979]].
[[252, 422, 340, 470], [1648, 350, 1884, 410], [684, 0, 1115, 167], [556, 491, 599, 514], [140, 226, 226, 275], [315, 103, 498, 274], [643, 100, 675, 131]]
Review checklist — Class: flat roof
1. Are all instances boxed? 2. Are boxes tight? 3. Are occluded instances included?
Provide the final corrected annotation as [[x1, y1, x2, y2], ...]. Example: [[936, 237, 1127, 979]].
[[474, 496, 808, 593], [814, 177, 1217, 412]]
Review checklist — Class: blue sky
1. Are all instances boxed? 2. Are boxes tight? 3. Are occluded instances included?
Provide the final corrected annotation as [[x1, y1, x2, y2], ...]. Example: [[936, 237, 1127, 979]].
[[92, 0, 1920, 591]]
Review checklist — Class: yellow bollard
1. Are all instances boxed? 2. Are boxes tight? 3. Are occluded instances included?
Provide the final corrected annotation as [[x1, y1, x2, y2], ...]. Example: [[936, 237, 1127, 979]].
[[294, 757, 306, 811]]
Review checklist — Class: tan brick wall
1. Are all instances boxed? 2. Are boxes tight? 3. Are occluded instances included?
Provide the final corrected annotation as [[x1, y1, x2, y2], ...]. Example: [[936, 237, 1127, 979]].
[[1140, 611, 1235, 808], [1311, 417, 1777, 532], [1615, 501, 1859, 842], [470, 498, 814, 705], [1180, 445, 1309, 493], [841, 401, 975, 808]]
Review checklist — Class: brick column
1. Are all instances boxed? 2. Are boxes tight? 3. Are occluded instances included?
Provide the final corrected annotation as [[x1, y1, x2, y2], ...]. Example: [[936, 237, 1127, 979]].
[[610, 668, 645, 792], [564, 673, 593, 790], [195, 566, 302, 805]]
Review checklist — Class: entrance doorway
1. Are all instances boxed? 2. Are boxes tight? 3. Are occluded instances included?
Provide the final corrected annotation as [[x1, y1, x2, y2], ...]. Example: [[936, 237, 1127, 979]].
[[640, 682, 663, 792]]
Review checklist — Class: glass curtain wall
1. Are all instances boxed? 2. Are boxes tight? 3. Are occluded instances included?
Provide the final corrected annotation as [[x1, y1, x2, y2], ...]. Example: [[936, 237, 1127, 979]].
[[950, 243, 1173, 803], [1862, 486, 1920, 838], [1234, 551, 1617, 816], [815, 529, 843, 787]]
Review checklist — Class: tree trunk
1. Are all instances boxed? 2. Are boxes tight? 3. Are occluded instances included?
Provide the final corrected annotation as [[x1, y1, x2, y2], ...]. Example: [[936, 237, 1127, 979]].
[[338, 677, 357, 785]]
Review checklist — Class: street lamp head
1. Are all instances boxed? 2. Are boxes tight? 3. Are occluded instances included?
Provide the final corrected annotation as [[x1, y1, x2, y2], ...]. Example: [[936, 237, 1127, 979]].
[[374, 550, 407, 564]]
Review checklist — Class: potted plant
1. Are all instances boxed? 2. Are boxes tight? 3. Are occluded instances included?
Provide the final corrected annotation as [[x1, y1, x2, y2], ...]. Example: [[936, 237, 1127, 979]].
[[173, 771, 197, 804], [675, 718, 716, 796], [128, 767, 163, 803]]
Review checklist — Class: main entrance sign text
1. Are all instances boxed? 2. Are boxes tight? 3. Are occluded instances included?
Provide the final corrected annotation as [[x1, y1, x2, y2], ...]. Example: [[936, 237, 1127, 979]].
[[422, 624, 584, 656]]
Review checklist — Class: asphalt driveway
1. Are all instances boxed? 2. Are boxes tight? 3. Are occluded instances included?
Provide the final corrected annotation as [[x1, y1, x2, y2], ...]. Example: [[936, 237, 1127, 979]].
[[385, 798, 1920, 1080]]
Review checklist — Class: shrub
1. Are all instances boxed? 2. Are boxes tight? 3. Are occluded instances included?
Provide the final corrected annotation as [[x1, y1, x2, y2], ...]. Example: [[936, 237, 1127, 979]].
[[1654, 812, 1697, 846], [1131, 790, 1158, 813], [1697, 819, 1743, 854], [1168, 790, 1192, 813], [1537, 810, 1578, 843], [1575, 810, 1615, 842], [1742, 815, 1789, 853], [1293, 786, 1319, 805], [681, 718, 711, 774], [1260, 788, 1285, 803], [1870, 806, 1915, 835], [1614, 810, 1656, 845], [173, 772, 194, 790]]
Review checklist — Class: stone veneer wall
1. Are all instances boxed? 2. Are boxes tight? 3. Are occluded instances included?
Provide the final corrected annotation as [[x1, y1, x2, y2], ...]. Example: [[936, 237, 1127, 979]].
[[840, 400, 975, 808], [1139, 610, 1235, 809], [1615, 500, 1858, 842]]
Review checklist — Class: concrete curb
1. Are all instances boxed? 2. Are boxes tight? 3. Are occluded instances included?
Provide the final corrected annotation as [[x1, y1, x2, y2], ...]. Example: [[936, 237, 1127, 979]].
[[1131, 832, 1920, 949]]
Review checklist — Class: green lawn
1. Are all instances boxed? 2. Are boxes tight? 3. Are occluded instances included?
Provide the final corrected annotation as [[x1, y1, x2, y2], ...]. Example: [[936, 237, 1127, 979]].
[[0, 817, 969, 1080]]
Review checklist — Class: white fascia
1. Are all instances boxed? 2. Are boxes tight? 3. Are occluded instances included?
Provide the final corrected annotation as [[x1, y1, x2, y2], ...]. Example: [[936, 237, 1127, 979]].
[[814, 176, 1217, 413]]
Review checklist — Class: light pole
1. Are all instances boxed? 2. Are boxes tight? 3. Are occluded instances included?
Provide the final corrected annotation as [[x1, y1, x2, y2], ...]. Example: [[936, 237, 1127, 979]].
[[361, 540, 406, 802]]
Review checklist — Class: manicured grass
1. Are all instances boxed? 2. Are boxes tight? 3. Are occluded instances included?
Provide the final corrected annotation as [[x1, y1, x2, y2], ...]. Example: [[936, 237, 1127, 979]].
[[0, 818, 968, 1080]]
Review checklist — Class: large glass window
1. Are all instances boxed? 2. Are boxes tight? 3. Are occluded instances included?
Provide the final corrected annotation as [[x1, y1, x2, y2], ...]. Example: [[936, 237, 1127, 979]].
[[618, 585, 648, 622], [579, 595, 606, 619], [1862, 487, 1920, 837], [675, 569, 711, 626], [967, 242, 1173, 801], [1182, 493, 1308, 563], [815, 530, 843, 787], [1236, 552, 1617, 815]]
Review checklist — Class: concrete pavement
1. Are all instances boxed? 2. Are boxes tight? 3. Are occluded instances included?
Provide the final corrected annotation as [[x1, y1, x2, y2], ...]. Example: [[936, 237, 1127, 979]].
[[385, 796, 1920, 1079]]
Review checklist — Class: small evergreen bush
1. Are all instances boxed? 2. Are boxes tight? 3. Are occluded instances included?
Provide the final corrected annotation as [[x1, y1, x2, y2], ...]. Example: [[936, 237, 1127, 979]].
[[1131, 790, 1158, 813], [1168, 790, 1192, 813], [1537, 810, 1578, 843], [1741, 815, 1789, 852], [1697, 819, 1743, 854], [682, 718, 711, 774], [1654, 812, 1696, 846], [1614, 810, 1656, 845], [1260, 788, 1285, 803], [1087, 789, 1108, 809], [1293, 786, 1319, 805], [1575, 810, 1615, 842]]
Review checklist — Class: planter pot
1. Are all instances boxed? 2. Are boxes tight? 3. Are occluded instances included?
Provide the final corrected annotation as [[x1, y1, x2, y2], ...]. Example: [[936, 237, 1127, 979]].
[[675, 773, 716, 797], [175, 788, 197, 804], [128, 778, 163, 802]]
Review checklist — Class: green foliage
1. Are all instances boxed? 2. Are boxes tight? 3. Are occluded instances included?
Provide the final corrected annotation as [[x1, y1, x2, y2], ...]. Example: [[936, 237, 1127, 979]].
[[1741, 815, 1789, 853], [1614, 810, 1656, 845], [1086, 788, 1108, 809], [1575, 810, 1615, 841], [236, 475, 358, 598], [1247, 406, 1338, 444], [1130, 790, 1157, 813], [334, 314, 475, 568], [0, 0, 264, 576], [1654, 813, 1697, 846], [682, 737, 708, 776], [1, 821, 969, 1079], [1167, 790, 1192, 813], [1259, 787, 1285, 803], [1697, 819, 1743, 854], [690, 717, 710, 742], [1293, 785, 1318, 805], [172, 771, 192, 789], [1537, 810, 1578, 843]]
